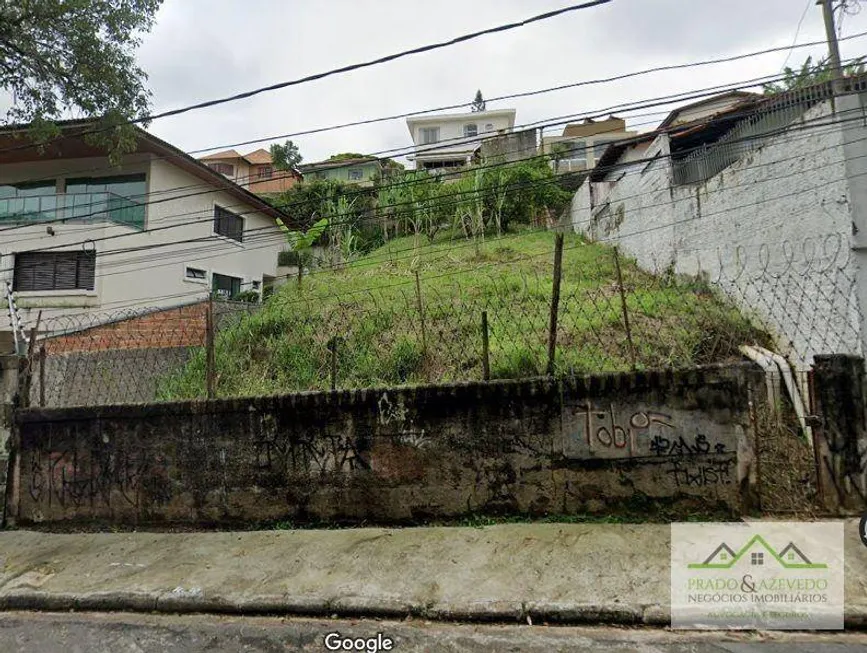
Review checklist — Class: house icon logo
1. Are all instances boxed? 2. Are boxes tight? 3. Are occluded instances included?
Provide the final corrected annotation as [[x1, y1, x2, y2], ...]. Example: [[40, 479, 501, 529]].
[[688, 534, 827, 570]]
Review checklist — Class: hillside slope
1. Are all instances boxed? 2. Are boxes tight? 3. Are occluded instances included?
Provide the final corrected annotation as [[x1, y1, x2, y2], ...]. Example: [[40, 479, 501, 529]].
[[159, 230, 769, 399]]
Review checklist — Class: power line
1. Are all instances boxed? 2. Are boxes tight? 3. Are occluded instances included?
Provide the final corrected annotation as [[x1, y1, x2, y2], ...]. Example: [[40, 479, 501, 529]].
[[7, 90, 863, 266], [781, 0, 815, 71], [3, 27, 864, 194], [41, 112, 867, 316], [1, 62, 851, 246], [0, 0, 614, 160], [10, 97, 857, 301]]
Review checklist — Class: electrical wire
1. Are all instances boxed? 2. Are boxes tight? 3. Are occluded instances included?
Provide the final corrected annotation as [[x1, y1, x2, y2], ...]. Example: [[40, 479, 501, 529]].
[[43, 110, 867, 317], [2, 61, 856, 247], [6, 90, 864, 270]]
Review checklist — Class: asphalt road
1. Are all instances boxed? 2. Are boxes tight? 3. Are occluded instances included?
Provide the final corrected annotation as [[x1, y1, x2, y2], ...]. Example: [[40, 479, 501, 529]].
[[1, 612, 867, 652]]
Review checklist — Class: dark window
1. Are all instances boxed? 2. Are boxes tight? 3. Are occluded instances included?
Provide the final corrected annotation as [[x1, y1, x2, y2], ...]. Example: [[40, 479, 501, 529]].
[[185, 266, 207, 281], [214, 205, 244, 242], [13, 251, 96, 292], [212, 273, 242, 299], [208, 163, 234, 176], [257, 165, 273, 180]]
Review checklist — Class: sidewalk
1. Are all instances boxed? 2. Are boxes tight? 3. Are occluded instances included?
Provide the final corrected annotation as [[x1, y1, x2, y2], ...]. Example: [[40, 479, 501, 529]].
[[1, 520, 866, 626]]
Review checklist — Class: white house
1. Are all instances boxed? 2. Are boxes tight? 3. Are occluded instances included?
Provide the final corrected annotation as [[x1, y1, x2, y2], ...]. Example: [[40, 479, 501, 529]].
[[0, 120, 290, 333], [568, 80, 867, 371], [406, 108, 516, 171]]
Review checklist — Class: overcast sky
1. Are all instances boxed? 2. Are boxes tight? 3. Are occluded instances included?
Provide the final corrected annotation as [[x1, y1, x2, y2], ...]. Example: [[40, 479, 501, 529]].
[[132, 0, 867, 166]]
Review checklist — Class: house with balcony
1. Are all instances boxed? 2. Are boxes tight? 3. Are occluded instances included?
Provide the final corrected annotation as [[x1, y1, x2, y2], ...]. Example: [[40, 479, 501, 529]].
[[198, 148, 301, 195], [0, 120, 292, 334], [541, 116, 637, 173], [406, 109, 517, 172]]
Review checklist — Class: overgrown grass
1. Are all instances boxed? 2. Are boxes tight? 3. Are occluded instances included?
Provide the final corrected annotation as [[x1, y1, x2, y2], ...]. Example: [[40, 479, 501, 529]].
[[157, 229, 772, 400]]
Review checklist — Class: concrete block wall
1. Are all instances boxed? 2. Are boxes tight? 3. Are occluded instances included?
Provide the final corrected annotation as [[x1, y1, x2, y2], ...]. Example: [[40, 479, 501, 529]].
[[0, 355, 20, 524], [570, 101, 862, 369], [13, 363, 765, 526]]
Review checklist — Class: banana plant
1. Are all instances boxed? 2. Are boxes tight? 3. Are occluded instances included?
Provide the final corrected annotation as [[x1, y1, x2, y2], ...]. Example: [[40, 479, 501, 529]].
[[278, 216, 329, 288]]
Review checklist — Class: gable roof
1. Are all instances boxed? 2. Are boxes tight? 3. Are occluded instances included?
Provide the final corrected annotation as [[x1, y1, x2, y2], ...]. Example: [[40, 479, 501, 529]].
[[0, 119, 292, 226], [244, 148, 273, 164], [199, 148, 244, 161]]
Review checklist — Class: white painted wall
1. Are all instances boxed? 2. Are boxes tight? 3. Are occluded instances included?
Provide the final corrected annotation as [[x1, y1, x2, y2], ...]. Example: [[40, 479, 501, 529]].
[[570, 100, 863, 369], [0, 153, 285, 330], [408, 110, 516, 163]]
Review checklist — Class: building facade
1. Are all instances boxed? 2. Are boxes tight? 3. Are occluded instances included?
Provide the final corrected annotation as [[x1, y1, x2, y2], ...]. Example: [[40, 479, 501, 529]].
[[541, 116, 637, 173], [0, 122, 291, 336], [406, 109, 516, 171], [198, 148, 301, 195], [299, 157, 382, 186]]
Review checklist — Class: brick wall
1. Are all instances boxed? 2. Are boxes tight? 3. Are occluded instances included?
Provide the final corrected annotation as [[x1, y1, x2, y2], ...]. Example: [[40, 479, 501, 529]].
[[43, 303, 207, 354]]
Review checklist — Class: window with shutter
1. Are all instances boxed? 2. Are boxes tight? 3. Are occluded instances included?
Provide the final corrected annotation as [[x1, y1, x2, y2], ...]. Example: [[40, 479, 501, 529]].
[[13, 251, 96, 291], [214, 205, 244, 242]]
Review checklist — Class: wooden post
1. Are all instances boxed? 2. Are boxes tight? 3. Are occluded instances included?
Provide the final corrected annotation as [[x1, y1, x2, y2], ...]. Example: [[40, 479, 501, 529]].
[[205, 296, 216, 400], [414, 270, 428, 356], [38, 345, 45, 408], [481, 310, 490, 381], [546, 233, 564, 376], [329, 337, 338, 391], [613, 247, 637, 370], [20, 312, 41, 408]]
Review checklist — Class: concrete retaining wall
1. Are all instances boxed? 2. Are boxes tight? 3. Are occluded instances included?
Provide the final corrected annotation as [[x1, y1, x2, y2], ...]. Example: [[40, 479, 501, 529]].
[[13, 363, 765, 526], [569, 99, 863, 369]]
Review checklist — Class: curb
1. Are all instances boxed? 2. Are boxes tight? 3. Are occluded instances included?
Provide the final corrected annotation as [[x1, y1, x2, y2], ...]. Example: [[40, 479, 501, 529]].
[[3, 591, 865, 629], [0, 591, 666, 625]]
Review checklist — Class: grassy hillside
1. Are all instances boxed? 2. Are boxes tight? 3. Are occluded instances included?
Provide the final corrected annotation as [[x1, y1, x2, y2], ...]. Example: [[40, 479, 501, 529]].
[[158, 230, 770, 399]]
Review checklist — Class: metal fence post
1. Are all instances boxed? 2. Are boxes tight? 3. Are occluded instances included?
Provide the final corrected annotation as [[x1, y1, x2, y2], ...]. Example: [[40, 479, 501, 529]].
[[546, 233, 564, 376], [613, 247, 637, 370]]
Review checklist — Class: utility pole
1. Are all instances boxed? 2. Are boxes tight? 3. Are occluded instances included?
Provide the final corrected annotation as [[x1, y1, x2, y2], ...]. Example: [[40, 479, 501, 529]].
[[819, 0, 844, 83]]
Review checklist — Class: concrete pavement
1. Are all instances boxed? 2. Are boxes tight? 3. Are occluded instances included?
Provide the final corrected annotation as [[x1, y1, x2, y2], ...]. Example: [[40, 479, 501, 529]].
[[0, 521, 866, 626], [3, 612, 867, 652]]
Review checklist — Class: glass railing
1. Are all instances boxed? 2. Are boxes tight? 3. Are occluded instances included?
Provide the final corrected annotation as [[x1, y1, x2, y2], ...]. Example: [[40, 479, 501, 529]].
[[0, 192, 145, 230]]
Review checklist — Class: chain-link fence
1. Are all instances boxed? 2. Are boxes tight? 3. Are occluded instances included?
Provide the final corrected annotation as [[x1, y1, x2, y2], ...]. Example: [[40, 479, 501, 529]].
[[7, 230, 860, 407], [13, 231, 847, 407]]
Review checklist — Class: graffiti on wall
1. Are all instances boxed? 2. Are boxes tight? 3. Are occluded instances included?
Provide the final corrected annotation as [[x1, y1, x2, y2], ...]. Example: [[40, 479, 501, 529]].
[[563, 402, 739, 487], [27, 442, 171, 513]]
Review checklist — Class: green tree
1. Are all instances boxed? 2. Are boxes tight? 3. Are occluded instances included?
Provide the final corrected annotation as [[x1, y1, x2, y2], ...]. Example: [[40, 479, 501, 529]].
[[270, 139, 303, 170], [0, 0, 164, 157], [471, 89, 486, 112], [326, 152, 366, 161], [762, 55, 866, 94]]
